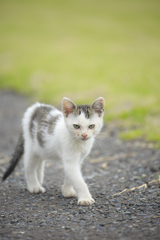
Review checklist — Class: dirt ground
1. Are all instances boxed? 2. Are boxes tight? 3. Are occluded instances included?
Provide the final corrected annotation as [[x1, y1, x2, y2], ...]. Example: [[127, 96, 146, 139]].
[[0, 91, 160, 240]]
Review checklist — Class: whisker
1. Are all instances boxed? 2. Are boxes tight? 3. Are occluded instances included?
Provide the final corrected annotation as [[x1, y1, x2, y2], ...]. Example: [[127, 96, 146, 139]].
[[93, 139, 101, 149], [93, 138, 104, 153], [96, 135, 108, 140], [95, 136, 108, 143]]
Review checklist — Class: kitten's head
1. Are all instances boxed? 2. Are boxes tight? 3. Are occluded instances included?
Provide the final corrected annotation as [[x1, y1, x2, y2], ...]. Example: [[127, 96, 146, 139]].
[[62, 97, 105, 141]]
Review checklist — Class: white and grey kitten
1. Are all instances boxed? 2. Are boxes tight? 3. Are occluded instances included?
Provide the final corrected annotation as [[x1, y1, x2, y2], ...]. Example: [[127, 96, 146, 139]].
[[2, 97, 105, 205]]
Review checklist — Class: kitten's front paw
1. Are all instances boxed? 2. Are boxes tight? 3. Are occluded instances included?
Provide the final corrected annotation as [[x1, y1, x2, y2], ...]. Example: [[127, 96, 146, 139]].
[[78, 197, 95, 206], [28, 185, 46, 194], [61, 185, 76, 198]]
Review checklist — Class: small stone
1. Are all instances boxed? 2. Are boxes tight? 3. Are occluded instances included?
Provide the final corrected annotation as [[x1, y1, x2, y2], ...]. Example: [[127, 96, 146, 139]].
[[150, 167, 158, 172], [109, 227, 116, 231], [100, 192, 106, 195], [40, 222, 46, 226], [124, 212, 132, 215], [136, 203, 144, 206], [51, 211, 57, 214], [99, 223, 105, 226], [112, 222, 118, 225], [10, 219, 18, 223]]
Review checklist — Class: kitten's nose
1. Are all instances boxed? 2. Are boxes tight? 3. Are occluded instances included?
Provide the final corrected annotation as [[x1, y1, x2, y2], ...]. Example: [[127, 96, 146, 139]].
[[81, 133, 87, 139]]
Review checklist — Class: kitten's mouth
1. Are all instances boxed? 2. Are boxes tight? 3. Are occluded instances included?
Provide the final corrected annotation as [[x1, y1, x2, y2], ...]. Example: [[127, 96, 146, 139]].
[[81, 138, 88, 141]]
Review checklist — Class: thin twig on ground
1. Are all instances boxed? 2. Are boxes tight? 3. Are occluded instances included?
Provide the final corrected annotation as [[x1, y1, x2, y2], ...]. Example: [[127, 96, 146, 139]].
[[112, 176, 160, 196]]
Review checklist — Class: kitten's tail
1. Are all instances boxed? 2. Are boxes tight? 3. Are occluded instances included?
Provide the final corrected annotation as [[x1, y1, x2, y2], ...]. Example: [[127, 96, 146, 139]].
[[2, 131, 24, 181]]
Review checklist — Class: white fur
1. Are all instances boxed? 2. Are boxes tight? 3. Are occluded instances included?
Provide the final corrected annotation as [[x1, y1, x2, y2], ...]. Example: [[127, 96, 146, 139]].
[[22, 98, 104, 205]]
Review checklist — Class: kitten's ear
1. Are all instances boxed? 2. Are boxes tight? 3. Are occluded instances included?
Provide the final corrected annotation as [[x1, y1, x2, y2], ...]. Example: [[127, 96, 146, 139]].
[[91, 97, 105, 117], [62, 97, 77, 117]]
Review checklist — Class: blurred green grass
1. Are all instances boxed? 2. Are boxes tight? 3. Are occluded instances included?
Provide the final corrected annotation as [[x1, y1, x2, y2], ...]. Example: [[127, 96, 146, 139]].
[[0, 0, 160, 145]]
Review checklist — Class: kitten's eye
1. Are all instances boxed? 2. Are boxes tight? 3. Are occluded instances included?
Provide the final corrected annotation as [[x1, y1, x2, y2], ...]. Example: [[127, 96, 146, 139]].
[[88, 124, 95, 129], [73, 124, 80, 129]]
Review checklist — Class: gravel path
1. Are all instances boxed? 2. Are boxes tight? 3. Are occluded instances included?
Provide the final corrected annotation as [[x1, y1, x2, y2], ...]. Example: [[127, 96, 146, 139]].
[[0, 91, 160, 240]]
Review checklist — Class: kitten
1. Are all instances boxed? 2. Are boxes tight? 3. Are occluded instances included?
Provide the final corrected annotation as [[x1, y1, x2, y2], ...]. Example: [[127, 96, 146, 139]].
[[2, 97, 105, 205]]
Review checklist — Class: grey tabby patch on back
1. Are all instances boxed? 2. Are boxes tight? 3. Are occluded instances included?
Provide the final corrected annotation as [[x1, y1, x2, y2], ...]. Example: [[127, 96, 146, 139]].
[[30, 106, 53, 138], [30, 105, 61, 147], [47, 114, 62, 134]]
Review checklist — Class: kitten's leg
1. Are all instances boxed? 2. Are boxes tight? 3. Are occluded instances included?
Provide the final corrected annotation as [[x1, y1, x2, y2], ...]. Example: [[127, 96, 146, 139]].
[[24, 152, 45, 193], [63, 162, 95, 205], [37, 161, 45, 185], [61, 176, 76, 198]]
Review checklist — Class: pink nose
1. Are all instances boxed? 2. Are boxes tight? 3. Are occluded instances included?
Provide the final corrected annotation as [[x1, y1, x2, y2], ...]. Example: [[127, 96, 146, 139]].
[[82, 133, 87, 138]]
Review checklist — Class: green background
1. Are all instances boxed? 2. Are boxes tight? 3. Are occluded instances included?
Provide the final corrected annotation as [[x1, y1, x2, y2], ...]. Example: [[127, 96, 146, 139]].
[[0, 0, 160, 145]]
